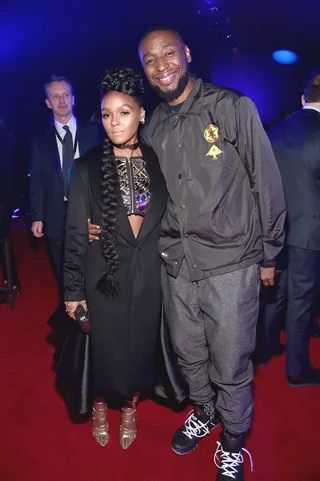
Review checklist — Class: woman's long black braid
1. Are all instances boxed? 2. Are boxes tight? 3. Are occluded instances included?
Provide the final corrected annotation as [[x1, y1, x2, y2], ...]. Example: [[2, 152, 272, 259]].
[[97, 135, 120, 297], [97, 67, 144, 298]]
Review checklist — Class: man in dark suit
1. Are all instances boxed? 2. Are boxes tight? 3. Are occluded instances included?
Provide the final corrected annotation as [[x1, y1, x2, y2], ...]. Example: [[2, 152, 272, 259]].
[[30, 75, 100, 295], [269, 69, 320, 386]]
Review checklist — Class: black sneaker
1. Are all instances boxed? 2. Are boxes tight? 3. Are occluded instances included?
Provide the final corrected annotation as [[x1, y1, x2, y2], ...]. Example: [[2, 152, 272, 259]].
[[214, 431, 253, 480], [171, 403, 220, 455]]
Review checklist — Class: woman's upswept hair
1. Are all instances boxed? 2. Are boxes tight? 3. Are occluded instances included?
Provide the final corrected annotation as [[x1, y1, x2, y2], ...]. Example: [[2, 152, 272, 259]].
[[100, 67, 144, 100], [97, 67, 144, 298]]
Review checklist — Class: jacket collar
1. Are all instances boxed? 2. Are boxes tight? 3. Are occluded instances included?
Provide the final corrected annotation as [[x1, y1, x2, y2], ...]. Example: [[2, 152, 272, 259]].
[[156, 77, 204, 124], [48, 118, 91, 158], [49, 116, 89, 131], [54, 115, 77, 134], [303, 105, 320, 114]]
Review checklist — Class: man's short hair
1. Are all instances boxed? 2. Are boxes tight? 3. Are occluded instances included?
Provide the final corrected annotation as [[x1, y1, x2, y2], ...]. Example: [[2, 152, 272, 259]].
[[44, 74, 73, 97], [304, 69, 320, 103], [139, 26, 186, 51]]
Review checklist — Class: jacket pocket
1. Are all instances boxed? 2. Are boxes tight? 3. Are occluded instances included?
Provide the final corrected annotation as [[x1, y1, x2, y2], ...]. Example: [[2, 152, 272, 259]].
[[210, 205, 245, 243]]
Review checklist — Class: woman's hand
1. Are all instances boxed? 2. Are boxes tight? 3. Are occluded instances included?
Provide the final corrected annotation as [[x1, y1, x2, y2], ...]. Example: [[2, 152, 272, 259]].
[[65, 300, 88, 320]]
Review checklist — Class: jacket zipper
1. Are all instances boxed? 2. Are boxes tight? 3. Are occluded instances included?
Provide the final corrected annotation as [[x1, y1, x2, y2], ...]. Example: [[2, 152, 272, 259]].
[[126, 157, 135, 214]]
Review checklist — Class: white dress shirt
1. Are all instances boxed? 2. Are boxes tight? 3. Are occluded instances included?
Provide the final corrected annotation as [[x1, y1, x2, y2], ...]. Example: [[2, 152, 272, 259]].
[[54, 115, 80, 168], [303, 105, 320, 114], [54, 115, 80, 200]]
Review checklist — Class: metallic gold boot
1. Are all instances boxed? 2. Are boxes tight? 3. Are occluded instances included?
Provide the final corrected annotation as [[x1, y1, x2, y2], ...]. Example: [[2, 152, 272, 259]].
[[119, 407, 137, 449], [92, 401, 110, 447]]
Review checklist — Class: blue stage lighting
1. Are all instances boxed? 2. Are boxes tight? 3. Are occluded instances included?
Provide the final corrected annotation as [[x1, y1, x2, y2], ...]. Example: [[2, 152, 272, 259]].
[[272, 50, 299, 65]]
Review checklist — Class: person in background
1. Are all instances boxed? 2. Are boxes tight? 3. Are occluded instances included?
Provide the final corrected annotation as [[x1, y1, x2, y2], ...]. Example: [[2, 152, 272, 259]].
[[29, 75, 100, 296], [269, 69, 320, 387]]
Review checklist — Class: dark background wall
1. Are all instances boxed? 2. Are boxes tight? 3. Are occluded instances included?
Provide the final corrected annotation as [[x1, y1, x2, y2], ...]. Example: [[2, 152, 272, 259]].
[[1, 0, 320, 181]]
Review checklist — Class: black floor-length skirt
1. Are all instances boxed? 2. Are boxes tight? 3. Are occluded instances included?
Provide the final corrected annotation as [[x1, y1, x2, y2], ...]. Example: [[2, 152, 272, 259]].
[[51, 237, 188, 411], [50, 300, 188, 414], [84, 241, 163, 401]]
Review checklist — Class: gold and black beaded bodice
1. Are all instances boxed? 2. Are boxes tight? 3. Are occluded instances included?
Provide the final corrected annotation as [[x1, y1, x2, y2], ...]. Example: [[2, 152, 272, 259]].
[[116, 156, 151, 216]]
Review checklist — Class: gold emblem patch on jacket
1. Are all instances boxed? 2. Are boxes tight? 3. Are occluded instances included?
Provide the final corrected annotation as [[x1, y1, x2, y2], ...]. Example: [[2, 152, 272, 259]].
[[204, 124, 223, 160]]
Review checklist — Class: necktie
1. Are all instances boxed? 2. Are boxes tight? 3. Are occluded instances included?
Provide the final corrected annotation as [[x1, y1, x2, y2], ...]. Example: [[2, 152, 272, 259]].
[[62, 125, 74, 199]]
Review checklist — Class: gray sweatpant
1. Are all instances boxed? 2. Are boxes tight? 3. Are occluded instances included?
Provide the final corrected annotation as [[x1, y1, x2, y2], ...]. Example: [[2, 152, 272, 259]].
[[161, 259, 260, 434]]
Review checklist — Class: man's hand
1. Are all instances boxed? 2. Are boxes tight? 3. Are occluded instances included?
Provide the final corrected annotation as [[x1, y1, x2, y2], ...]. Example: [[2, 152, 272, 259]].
[[260, 267, 275, 287], [64, 300, 87, 320], [88, 218, 101, 243], [31, 221, 44, 237]]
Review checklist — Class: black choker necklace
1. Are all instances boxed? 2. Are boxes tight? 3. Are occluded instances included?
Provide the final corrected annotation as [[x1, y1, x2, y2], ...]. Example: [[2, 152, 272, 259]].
[[114, 141, 140, 151]]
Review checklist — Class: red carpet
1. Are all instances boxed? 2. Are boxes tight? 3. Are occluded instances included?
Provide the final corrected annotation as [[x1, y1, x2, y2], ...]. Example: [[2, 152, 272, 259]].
[[1, 219, 319, 481]]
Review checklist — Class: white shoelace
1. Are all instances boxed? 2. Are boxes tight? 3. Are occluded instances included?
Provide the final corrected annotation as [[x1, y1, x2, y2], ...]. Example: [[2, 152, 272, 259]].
[[214, 441, 253, 479], [182, 410, 211, 439]]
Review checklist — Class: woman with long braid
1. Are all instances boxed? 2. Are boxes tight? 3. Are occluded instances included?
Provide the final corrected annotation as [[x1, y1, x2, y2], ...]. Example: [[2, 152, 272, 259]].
[[63, 68, 167, 449]]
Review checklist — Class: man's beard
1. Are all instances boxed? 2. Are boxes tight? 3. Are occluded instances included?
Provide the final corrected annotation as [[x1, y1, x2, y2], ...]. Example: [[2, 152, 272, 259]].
[[150, 67, 190, 103]]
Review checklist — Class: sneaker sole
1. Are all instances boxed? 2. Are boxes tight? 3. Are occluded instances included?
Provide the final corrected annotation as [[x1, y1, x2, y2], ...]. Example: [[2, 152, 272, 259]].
[[171, 444, 198, 456]]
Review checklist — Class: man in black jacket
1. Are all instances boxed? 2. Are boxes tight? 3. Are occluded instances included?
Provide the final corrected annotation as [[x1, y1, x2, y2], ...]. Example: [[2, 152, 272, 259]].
[[138, 28, 286, 480], [269, 70, 320, 387], [30, 75, 100, 295]]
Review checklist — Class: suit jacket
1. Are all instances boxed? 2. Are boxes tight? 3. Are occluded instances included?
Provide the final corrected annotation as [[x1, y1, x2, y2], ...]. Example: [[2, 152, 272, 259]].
[[269, 108, 320, 251], [29, 119, 100, 239]]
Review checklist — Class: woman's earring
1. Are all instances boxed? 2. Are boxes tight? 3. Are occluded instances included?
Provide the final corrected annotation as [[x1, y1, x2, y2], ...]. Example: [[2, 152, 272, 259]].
[[140, 118, 145, 124]]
